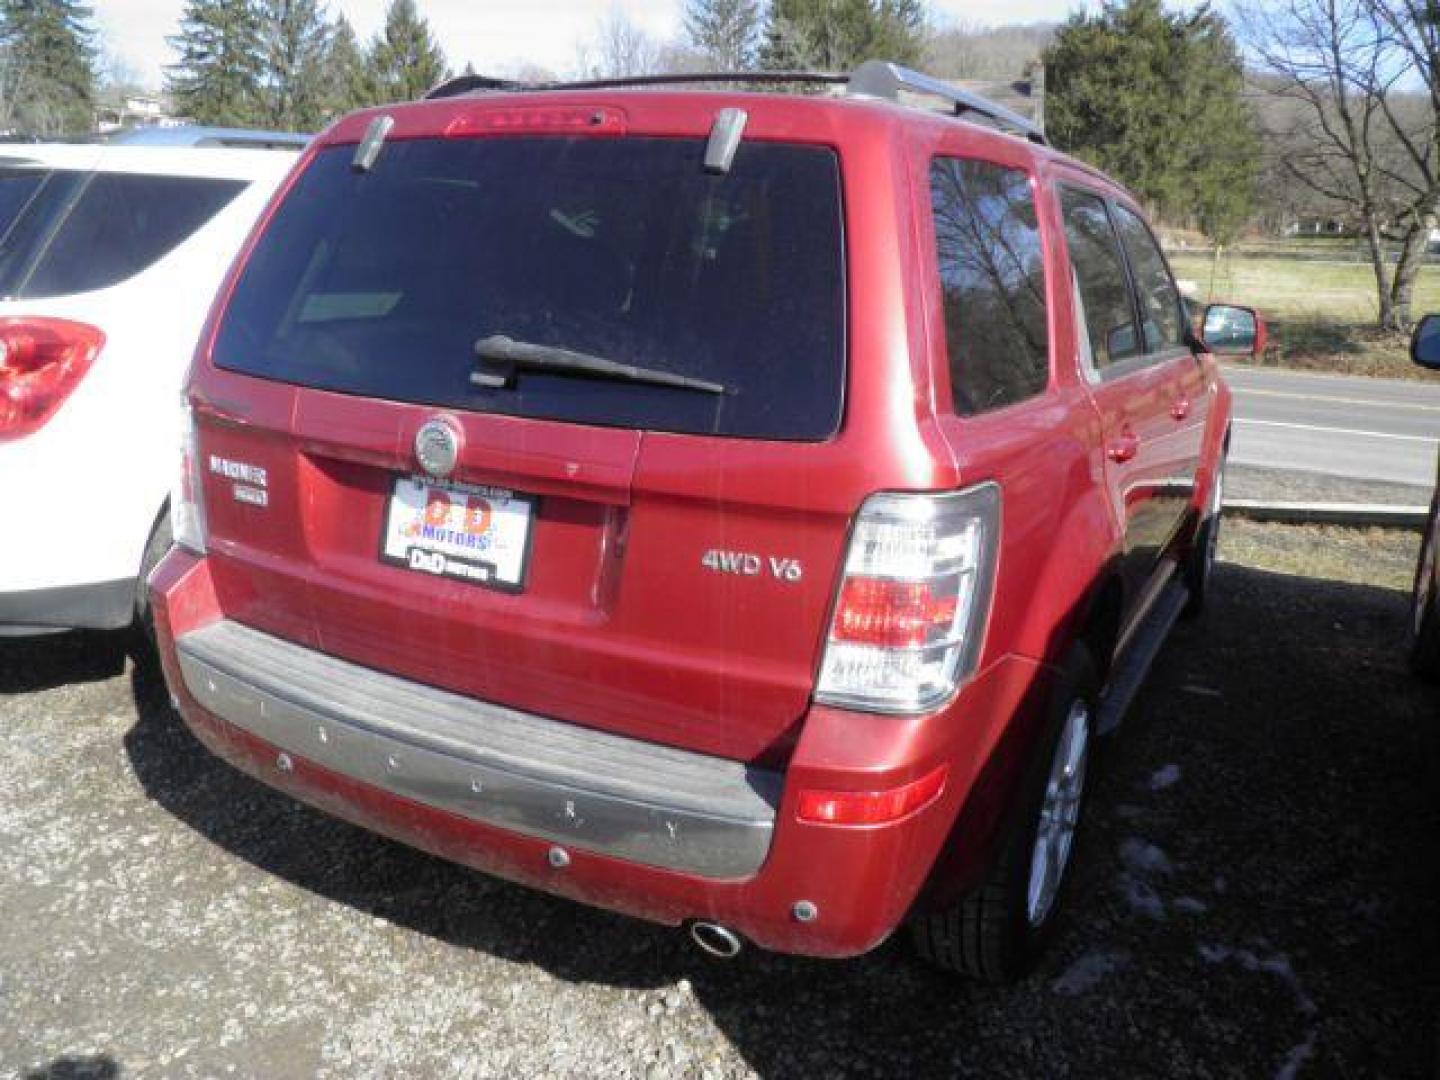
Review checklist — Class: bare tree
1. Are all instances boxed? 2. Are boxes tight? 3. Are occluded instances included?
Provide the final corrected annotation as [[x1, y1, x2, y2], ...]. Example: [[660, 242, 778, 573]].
[[574, 7, 662, 79], [683, 0, 761, 70], [1243, 0, 1437, 329], [1364, 0, 1440, 326], [0, 40, 27, 132]]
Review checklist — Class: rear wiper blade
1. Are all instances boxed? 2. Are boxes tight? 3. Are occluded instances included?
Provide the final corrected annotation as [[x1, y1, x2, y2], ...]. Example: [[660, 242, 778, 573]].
[[472, 335, 727, 395]]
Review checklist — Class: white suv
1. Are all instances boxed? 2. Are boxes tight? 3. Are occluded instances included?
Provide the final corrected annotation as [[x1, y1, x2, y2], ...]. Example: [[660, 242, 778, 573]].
[[0, 131, 301, 637]]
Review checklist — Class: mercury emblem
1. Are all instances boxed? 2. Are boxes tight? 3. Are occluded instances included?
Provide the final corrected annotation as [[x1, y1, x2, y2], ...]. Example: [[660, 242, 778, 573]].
[[414, 417, 462, 478]]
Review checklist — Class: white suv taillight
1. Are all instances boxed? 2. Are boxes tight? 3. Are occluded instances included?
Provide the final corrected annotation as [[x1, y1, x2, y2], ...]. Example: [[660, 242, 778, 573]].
[[172, 397, 207, 555], [0, 317, 105, 442], [815, 484, 1001, 714]]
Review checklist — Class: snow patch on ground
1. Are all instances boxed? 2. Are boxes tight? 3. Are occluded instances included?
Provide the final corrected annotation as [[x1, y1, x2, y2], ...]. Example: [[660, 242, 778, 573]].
[[1120, 838, 1174, 877], [1052, 950, 1132, 996], [1118, 874, 1167, 920], [1173, 896, 1209, 915], [1148, 763, 1182, 791], [1275, 1030, 1317, 1080], [1198, 944, 1317, 1015], [1199, 942, 1321, 1078]]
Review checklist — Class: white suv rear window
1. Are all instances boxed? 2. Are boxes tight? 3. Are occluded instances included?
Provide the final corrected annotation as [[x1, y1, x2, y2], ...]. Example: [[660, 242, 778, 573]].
[[0, 170, 245, 299]]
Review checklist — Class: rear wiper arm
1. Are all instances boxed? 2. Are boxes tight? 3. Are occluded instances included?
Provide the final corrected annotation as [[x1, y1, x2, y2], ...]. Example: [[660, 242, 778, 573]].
[[472, 335, 727, 394]]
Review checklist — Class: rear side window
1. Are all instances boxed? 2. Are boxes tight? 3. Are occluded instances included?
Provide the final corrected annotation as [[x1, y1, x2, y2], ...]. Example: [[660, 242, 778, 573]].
[[0, 168, 48, 234], [1060, 189, 1141, 371], [212, 138, 846, 441], [16, 173, 245, 298], [1112, 205, 1184, 352], [929, 157, 1048, 415], [0, 170, 86, 292]]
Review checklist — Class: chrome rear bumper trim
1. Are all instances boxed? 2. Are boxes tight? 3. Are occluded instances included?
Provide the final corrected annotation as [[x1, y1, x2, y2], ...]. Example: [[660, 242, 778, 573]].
[[176, 620, 780, 878]]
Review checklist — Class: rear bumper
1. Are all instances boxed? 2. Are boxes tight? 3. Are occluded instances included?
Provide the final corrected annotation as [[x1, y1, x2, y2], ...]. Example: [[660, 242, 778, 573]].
[[152, 549, 1049, 958], [176, 618, 781, 879], [0, 578, 134, 636]]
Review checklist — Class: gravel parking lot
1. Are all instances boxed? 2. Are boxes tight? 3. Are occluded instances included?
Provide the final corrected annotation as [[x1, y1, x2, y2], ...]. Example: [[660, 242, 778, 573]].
[[3, 524, 1438, 1079]]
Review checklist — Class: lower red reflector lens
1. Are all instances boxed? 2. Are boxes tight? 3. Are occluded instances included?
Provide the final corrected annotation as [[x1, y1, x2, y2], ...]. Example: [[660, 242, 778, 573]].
[[797, 764, 949, 826]]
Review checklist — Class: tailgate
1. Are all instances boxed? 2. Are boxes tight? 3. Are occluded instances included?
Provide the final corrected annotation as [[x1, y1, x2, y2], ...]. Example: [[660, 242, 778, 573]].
[[196, 123, 852, 762], [198, 395, 849, 762]]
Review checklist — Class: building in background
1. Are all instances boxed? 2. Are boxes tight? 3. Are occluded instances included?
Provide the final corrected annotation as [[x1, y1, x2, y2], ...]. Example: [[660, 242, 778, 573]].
[[95, 94, 186, 134]]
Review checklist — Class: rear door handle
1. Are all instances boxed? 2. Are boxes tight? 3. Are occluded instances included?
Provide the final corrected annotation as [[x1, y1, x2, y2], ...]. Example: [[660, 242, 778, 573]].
[[1106, 431, 1140, 464], [1170, 398, 1192, 421]]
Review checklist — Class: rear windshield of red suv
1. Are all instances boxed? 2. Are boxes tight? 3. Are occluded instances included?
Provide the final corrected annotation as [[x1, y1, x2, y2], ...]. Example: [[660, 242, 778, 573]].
[[212, 136, 847, 441]]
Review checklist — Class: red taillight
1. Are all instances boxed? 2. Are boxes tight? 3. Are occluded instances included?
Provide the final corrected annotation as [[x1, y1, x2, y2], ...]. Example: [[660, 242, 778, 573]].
[[445, 106, 627, 138], [797, 765, 949, 826], [832, 578, 959, 648], [0, 317, 105, 442]]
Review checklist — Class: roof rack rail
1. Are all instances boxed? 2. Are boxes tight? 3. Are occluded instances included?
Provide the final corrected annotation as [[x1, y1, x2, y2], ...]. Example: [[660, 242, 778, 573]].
[[105, 126, 309, 150], [426, 73, 529, 99], [425, 70, 846, 101], [423, 61, 1046, 146], [847, 61, 1046, 145]]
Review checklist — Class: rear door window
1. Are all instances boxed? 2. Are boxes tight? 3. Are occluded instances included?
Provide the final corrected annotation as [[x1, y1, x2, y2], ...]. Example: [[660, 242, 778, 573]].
[[1060, 188, 1142, 371], [15, 172, 245, 298], [0, 169, 84, 292], [0, 168, 49, 235], [929, 157, 1049, 415], [211, 138, 847, 442], [1111, 204, 1185, 353]]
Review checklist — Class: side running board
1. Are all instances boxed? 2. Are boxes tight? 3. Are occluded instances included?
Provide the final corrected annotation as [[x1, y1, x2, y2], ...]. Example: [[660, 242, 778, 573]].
[[1096, 579, 1190, 736]]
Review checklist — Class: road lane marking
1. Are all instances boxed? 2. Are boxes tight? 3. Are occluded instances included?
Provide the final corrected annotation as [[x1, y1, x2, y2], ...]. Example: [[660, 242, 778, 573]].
[[1232, 386, 1440, 413], [1233, 418, 1440, 443]]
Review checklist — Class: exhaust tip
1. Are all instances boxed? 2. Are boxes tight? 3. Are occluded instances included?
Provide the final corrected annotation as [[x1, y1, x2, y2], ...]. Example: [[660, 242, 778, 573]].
[[689, 920, 743, 959]]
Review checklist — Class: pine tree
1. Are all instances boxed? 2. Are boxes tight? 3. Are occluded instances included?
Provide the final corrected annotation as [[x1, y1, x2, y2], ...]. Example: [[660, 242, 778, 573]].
[[259, 0, 329, 130], [761, 0, 926, 71], [166, 0, 265, 126], [319, 13, 370, 117], [0, 0, 97, 136], [1045, 0, 1258, 242], [683, 0, 761, 70], [364, 0, 447, 104]]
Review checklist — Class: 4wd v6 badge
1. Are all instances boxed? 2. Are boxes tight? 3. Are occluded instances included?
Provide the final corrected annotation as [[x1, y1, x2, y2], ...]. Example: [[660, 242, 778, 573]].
[[701, 549, 803, 583]]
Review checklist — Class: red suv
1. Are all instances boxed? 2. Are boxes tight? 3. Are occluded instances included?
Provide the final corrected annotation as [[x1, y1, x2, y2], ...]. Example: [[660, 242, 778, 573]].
[[151, 62, 1259, 981]]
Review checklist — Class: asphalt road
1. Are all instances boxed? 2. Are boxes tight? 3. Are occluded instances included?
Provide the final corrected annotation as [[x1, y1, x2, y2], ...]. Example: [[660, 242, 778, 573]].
[[2, 525, 1438, 1078], [1224, 364, 1440, 493]]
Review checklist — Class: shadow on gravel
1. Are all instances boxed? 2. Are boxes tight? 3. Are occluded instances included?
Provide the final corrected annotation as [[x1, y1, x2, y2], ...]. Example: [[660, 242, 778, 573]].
[[120, 561, 1440, 1078], [22, 1055, 121, 1080], [0, 630, 128, 694]]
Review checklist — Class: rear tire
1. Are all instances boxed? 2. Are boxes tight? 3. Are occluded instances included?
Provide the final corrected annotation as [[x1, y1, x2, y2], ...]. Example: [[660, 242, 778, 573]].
[[1411, 526, 1440, 683], [133, 509, 173, 644], [909, 646, 1099, 982], [1182, 451, 1226, 617]]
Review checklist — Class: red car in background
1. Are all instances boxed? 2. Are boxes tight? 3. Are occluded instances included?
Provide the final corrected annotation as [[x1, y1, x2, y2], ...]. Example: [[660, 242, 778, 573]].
[[149, 62, 1264, 981]]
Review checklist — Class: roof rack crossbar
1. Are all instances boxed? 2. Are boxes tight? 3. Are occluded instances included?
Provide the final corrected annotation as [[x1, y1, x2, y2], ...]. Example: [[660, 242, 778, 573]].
[[423, 61, 1047, 146], [847, 61, 1047, 145]]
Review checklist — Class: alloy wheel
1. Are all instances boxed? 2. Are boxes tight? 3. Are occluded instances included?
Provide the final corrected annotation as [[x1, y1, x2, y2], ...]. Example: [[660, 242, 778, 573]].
[[1026, 699, 1090, 927], [1416, 534, 1436, 639]]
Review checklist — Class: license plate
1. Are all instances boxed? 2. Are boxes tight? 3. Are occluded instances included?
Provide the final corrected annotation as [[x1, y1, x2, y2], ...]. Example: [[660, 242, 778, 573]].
[[380, 475, 537, 592]]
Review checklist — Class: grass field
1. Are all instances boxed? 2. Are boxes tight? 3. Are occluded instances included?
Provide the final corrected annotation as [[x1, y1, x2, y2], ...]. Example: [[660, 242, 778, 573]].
[[1219, 519, 1421, 591], [1167, 252, 1438, 379], [1168, 253, 1440, 321]]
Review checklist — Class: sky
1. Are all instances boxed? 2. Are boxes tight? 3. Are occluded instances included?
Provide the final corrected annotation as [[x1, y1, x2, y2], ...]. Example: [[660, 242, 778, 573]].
[[95, 0, 1097, 91]]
